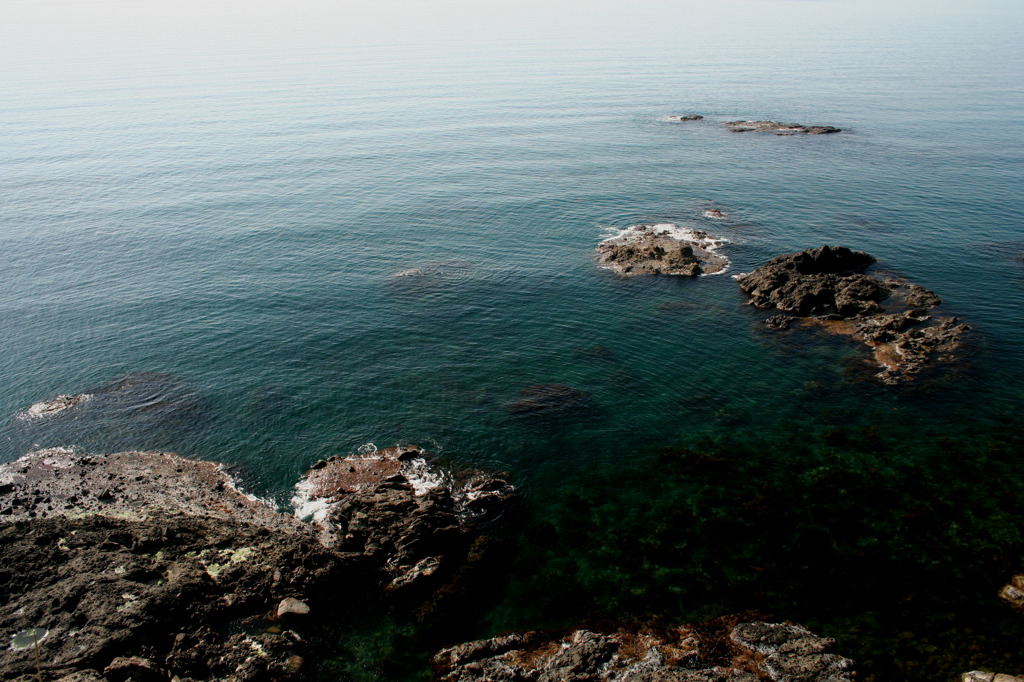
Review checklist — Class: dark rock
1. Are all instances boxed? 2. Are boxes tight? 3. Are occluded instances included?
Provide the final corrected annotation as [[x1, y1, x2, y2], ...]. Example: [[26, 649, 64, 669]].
[[597, 224, 729, 276], [738, 246, 969, 383], [434, 619, 854, 681], [723, 120, 841, 135], [669, 114, 704, 121], [292, 445, 515, 593]]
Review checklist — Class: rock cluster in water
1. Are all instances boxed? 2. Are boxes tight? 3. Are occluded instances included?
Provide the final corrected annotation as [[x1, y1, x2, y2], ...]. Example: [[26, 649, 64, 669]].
[[433, 619, 855, 681], [0, 445, 514, 681], [597, 224, 729, 277], [668, 114, 703, 121], [737, 245, 970, 384], [723, 121, 841, 135]]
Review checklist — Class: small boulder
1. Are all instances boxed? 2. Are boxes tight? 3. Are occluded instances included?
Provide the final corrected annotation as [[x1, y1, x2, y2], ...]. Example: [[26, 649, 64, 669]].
[[277, 597, 310, 618]]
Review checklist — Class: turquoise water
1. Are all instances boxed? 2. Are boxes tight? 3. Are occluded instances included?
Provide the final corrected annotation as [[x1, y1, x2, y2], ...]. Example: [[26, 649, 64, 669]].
[[3, 1, 1024, 679]]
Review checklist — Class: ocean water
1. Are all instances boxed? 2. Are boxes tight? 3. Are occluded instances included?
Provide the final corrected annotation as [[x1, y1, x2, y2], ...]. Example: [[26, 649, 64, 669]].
[[3, 0, 1024, 679]]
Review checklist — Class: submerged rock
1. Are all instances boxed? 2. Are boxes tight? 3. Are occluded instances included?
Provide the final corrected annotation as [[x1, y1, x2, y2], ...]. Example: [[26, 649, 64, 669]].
[[507, 383, 595, 421], [597, 223, 729, 277], [433, 619, 854, 681], [738, 245, 970, 384], [20, 393, 92, 420], [669, 114, 704, 121], [723, 120, 841, 135], [962, 673, 1024, 682]]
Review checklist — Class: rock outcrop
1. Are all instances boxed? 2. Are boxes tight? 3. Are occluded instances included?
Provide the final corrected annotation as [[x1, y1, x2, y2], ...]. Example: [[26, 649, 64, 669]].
[[1000, 574, 1024, 613], [0, 446, 514, 681], [737, 245, 970, 384], [669, 114, 703, 121], [432, 619, 855, 681], [292, 444, 514, 591], [597, 224, 729, 277], [723, 121, 841, 135]]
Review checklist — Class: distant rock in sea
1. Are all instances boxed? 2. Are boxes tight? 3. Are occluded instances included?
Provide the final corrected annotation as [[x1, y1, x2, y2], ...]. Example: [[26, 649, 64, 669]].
[[724, 120, 841, 135], [434, 617, 855, 681], [19, 393, 91, 420], [668, 114, 703, 121], [597, 223, 729, 276], [737, 245, 970, 384]]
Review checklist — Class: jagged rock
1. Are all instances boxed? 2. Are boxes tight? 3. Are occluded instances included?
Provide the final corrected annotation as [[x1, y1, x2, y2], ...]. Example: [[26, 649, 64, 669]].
[[737, 246, 882, 317], [723, 121, 841, 135], [597, 224, 729, 276], [291, 445, 515, 592], [738, 246, 969, 383], [999, 575, 1024, 613], [0, 446, 514, 681], [433, 620, 854, 681], [669, 114, 704, 121]]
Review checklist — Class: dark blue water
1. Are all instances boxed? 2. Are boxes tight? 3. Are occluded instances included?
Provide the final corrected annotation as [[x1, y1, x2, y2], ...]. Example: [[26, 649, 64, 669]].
[[3, 1, 1024, 679]]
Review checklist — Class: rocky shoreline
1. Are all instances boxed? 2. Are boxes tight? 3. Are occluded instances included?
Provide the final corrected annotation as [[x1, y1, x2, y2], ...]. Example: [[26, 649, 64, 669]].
[[0, 445, 514, 681], [737, 245, 971, 384]]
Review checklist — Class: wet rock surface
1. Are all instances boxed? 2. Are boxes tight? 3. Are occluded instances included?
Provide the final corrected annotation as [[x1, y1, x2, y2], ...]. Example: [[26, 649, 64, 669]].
[[432, 619, 854, 681], [723, 121, 841, 135], [597, 224, 729, 277], [292, 445, 515, 592], [962, 673, 1024, 682], [738, 245, 971, 384], [0, 446, 514, 681], [669, 114, 704, 121]]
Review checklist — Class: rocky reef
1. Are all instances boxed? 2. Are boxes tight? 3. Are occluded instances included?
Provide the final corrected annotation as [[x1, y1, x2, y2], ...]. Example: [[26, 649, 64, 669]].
[[668, 114, 703, 121], [737, 245, 970, 384], [597, 224, 729, 277], [723, 121, 840, 135], [433, 618, 854, 681], [0, 445, 514, 681]]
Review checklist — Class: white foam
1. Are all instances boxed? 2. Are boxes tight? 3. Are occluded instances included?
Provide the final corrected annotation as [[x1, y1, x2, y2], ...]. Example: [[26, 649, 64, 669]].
[[291, 476, 332, 523], [403, 457, 446, 496], [600, 223, 730, 275]]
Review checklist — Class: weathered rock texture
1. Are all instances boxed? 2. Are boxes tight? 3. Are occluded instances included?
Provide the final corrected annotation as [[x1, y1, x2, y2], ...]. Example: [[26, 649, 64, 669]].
[[723, 121, 840, 135], [737, 245, 970, 384], [292, 445, 514, 591], [597, 224, 729, 277], [432, 619, 854, 681], [1000, 574, 1024, 613], [962, 673, 1024, 682], [0, 445, 513, 681]]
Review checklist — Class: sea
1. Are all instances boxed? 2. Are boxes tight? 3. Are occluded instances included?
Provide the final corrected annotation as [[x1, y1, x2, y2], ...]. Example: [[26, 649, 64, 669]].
[[2, 0, 1024, 679]]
